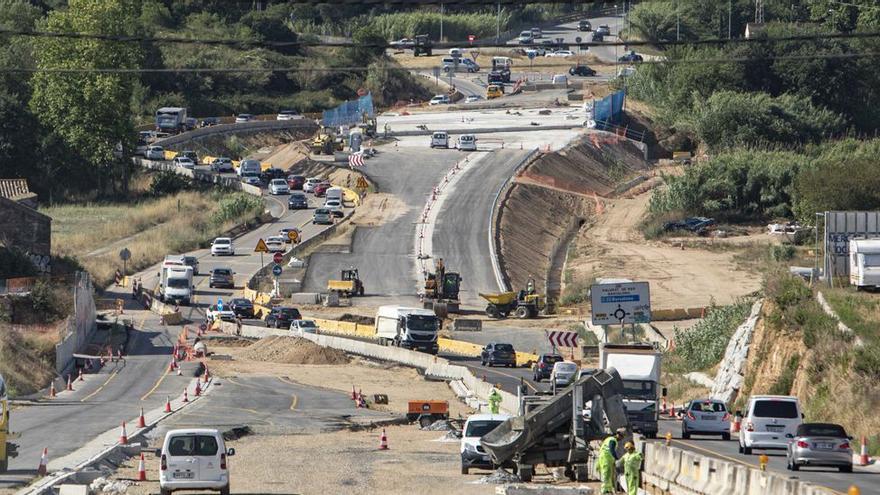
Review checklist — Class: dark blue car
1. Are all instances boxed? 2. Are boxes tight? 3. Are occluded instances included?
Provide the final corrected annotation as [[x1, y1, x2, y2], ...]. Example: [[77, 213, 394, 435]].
[[288, 192, 309, 210]]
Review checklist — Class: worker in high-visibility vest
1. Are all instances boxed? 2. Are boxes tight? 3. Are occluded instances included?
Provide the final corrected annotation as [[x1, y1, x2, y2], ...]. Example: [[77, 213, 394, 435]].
[[597, 428, 626, 494], [488, 387, 502, 414], [616, 441, 643, 494]]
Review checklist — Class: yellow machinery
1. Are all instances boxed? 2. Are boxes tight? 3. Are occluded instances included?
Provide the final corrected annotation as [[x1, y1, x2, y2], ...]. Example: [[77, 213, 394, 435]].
[[311, 126, 344, 155], [479, 278, 545, 319], [486, 84, 504, 99], [327, 269, 365, 297], [0, 373, 19, 472]]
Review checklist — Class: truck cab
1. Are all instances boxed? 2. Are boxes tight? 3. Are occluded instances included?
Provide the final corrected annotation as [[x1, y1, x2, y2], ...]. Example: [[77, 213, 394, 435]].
[[375, 306, 440, 354], [599, 343, 661, 438], [159, 264, 194, 306]]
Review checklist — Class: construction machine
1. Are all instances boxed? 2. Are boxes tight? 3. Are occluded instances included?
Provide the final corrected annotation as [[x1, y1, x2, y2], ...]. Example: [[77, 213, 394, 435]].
[[327, 268, 365, 297], [480, 368, 630, 482], [423, 258, 461, 318], [358, 112, 378, 138], [0, 373, 19, 472], [480, 278, 545, 319], [413, 34, 433, 56], [311, 126, 344, 155]]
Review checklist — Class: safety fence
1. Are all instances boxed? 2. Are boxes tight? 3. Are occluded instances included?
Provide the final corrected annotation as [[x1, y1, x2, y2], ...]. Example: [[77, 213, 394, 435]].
[[592, 90, 625, 128], [322, 93, 374, 127]]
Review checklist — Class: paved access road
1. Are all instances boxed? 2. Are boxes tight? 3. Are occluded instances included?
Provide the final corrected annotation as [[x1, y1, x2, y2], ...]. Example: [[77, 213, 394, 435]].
[[655, 418, 879, 495]]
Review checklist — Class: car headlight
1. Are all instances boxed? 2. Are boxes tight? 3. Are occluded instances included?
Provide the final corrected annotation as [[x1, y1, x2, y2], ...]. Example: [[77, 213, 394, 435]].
[[464, 443, 478, 453]]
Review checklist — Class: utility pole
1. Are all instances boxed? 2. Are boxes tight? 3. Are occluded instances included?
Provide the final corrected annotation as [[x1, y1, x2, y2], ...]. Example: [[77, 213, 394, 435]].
[[728, 0, 733, 39], [440, 3, 444, 42], [496, 2, 501, 43]]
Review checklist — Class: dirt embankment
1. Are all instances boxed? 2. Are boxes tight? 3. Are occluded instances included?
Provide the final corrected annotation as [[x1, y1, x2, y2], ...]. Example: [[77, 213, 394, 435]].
[[0, 325, 58, 397], [238, 336, 350, 365], [496, 136, 651, 299]]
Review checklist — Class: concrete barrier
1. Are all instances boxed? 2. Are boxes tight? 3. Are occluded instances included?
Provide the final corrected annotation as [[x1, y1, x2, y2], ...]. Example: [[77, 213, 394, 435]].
[[451, 319, 482, 332], [154, 119, 317, 148]]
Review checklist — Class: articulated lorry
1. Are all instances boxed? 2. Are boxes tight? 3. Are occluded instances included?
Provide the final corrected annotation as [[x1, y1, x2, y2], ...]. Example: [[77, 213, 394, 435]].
[[375, 305, 440, 354], [480, 368, 630, 482], [599, 343, 662, 438], [157, 263, 194, 306]]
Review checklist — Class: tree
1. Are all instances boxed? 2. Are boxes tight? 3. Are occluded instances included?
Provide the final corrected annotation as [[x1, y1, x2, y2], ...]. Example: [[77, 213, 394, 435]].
[[30, 0, 144, 195]]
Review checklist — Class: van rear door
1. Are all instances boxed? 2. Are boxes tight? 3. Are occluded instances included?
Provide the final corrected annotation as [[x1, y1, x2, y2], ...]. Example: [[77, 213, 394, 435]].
[[194, 434, 223, 482], [752, 399, 801, 437], [166, 434, 200, 481]]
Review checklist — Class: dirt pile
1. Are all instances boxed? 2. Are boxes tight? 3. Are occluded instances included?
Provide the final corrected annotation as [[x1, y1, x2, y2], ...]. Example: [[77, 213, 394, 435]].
[[0, 324, 58, 397], [238, 336, 349, 365]]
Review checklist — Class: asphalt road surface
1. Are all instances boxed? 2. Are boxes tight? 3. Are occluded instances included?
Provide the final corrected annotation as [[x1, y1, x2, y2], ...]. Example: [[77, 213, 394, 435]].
[[655, 418, 879, 495], [432, 149, 531, 307], [303, 149, 462, 297]]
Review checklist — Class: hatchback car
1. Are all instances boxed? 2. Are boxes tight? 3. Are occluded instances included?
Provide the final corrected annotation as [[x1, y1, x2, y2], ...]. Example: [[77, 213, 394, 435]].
[[518, 31, 534, 44], [550, 361, 578, 390], [210, 157, 234, 173], [172, 156, 195, 169], [228, 298, 254, 318], [287, 175, 306, 190], [145, 145, 165, 160], [303, 177, 322, 193], [158, 428, 234, 495], [290, 319, 319, 335], [288, 192, 308, 210], [578, 20, 592, 31], [313, 208, 333, 225], [682, 398, 731, 440], [208, 268, 234, 289], [787, 423, 853, 472], [465, 95, 481, 103], [313, 181, 332, 197], [429, 94, 450, 105], [596, 24, 611, 36], [276, 110, 302, 120], [619, 51, 644, 62], [210, 237, 235, 256], [533, 353, 563, 382], [460, 413, 510, 474], [739, 395, 804, 455], [569, 64, 597, 77], [181, 255, 199, 276], [265, 306, 302, 328], [234, 113, 254, 123], [241, 175, 261, 186], [265, 236, 286, 253], [269, 178, 289, 195], [324, 199, 344, 217], [480, 342, 516, 368]]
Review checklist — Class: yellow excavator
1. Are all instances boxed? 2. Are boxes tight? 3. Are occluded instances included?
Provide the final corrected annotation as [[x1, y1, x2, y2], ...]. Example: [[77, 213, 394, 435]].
[[311, 126, 344, 155]]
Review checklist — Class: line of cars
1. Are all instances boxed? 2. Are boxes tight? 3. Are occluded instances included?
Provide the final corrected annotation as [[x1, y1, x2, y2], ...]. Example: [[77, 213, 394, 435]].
[[429, 131, 477, 151]]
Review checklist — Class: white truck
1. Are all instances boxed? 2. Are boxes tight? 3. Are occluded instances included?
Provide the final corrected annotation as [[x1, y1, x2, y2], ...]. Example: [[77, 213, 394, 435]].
[[374, 305, 440, 354], [599, 343, 662, 438], [849, 238, 880, 289], [158, 263, 194, 306]]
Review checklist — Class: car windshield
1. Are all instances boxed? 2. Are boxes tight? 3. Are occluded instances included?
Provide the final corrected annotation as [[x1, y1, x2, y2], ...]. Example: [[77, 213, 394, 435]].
[[299, 320, 317, 328], [690, 401, 726, 413], [753, 400, 799, 418], [316, 209, 330, 214], [555, 363, 577, 373], [291, 193, 306, 199], [495, 344, 514, 352], [542, 355, 563, 364], [271, 179, 286, 185], [214, 239, 230, 245], [407, 315, 438, 331], [797, 424, 847, 437], [168, 435, 219, 456], [183, 256, 196, 265], [465, 420, 504, 437], [621, 380, 656, 398], [167, 278, 189, 288], [213, 269, 231, 276], [231, 298, 250, 306], [279, 308, 301, 318]]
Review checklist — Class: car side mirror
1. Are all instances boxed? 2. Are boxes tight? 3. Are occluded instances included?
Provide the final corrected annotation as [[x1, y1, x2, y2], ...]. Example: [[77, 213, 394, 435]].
[[661, 387, 668, 397], [227, 448, 235, 456]]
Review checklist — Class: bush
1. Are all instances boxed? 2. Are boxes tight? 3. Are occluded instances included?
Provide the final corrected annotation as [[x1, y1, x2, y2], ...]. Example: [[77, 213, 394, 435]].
[[150, 170, 191, 196], [212, 194, 263, 225], [853, 343, 880, 380], [671, 300, 752, 371], [765, 269, 811, 311], [769, 245, 795, 262], [560, 279, 590, 306], [0, 247, 37, 279]]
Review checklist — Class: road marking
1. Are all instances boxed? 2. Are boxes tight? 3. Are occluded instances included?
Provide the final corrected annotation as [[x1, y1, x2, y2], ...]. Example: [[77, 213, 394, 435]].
[[80, 370, 119, 402], [465, 364, 538, 393], [140, 366, 171, 401], [290, 394, 298, 411]]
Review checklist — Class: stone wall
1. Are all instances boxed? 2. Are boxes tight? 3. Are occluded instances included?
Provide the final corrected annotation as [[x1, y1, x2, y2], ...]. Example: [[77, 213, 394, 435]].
[[0, 196, 51, 257], [709, 300, 763, 405]]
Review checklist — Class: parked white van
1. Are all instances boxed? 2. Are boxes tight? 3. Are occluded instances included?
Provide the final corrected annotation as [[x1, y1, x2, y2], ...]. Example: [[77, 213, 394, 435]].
[[158, 428, 234, 495], [431, 131, 449, 148], [460, 413, 510, 474], [237, 159, 261, 177], [849, 238, 880, 289], [739, 395, 804, 455], [458, 134, 477, 151]]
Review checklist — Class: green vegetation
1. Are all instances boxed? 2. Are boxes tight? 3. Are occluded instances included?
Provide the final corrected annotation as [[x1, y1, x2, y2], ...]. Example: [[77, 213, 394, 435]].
[[666, 300, 752, 373], [0, 247, 38, 279]]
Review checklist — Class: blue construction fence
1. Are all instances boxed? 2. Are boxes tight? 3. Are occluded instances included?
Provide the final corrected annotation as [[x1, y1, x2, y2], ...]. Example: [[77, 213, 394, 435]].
[[322, 93, 375, 127], [593, 90, 625, 129]]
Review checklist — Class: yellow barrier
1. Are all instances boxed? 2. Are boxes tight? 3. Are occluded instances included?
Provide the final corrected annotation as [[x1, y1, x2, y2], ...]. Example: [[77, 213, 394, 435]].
[[163, 150, 178, 160], [340, 187, 361, 207], [201, 155, 217, 165], [438, 337, 482, 357], [261, 162, 272, 171]]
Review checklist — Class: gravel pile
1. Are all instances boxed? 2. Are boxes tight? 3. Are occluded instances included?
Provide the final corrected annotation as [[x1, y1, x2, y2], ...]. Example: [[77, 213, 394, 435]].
[[422, 419, 452, 431], [238, 336, 349, 365], [474, 469, 521, 484]]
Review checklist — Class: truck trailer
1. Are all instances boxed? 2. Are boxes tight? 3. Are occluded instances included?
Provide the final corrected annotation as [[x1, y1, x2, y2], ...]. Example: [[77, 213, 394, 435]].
[[155, 107, 189, 133], [849, 238, 880, 289], [375, 305, 440, 354], [599, 343, 662, 438]]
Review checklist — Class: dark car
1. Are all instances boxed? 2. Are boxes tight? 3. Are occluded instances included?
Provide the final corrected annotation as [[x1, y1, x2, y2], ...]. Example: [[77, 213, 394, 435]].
[[664, 216, 715, 234], [229, 298, 254, 318], [569, 64, 597, 77], [265, 306, 302, 328], [208, 267, 234, 289], [480, 342, 517, 368], [591, 32, 604, 42], [487, 71, 505, 84], [312, 181, 332, 197], [200, 117, 221, 127], [260, 168, 286, 185], [181, 255, 199, 276], [578, 20, 592, 32], [288, 192, 309, 210], [533, 353, 564, 381], [180, 150, 199, 164], [287, 175, 306, 190], [618, 51, 644, 63]]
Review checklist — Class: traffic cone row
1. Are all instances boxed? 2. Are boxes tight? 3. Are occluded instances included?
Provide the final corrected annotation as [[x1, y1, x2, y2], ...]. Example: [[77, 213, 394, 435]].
[[378, 428, 388, 450], [37, 448, 48, 475]]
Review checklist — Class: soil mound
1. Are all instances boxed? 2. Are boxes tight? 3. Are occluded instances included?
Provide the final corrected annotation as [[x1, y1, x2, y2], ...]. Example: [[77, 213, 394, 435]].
[[238, 336, 349, 365]]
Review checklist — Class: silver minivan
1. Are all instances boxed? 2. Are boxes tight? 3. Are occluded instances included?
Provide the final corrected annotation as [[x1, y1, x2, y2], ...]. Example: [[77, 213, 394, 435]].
[[431, 131, 449, 149], [158, 428, 234, 495], [458, 134, 477, 151], [739, 395, 804, 455]]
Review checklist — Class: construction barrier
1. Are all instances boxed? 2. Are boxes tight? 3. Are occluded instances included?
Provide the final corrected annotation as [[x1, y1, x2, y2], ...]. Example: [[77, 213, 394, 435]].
[[652, 307, 711, 321]]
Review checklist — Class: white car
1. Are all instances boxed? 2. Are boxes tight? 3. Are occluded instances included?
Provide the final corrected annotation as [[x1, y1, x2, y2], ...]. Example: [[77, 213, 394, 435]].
[[430, 131, 449, 148], [276, 110, 302, 120], [460, 413, 510, 474], [545, 50, 574, 58], [303, 177, 322, 193], [739, 395, 804, 455], [268, 178, 289, 195], [211, 157, 234, 173], [145, 145, 165, 160], [158, 428, 234, 495], [465, 95, 481, 103], [206, 305, 236, 323], [458, 134, 477, 151], [550, 361, 579, 391], [324, 199, 344, 218], [265, 236, 286, 253], [210, 237, 235, 256], [290, 319, 319, 335], [235, 113, 254, 123], [429, 95, 450, 105], [172, 156, 195, 169]]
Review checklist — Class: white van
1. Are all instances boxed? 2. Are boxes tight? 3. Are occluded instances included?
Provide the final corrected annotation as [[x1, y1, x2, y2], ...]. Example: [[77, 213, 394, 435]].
[[551, 74, 569, 86], [739, 395, 804, 455], [458, 134, 477, 151], [431, 131, 449, 149], [460, 413, 510, 474], [237, 159, 261, 177], [325, 186, 344, 202], [849, 239, 880, 289], [158, 428, 234, 495]]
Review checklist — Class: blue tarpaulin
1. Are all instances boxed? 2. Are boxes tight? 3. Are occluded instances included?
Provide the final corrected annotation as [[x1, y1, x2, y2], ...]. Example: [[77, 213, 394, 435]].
[[322, 93, 375, 127], [593, 90, 625, 129]]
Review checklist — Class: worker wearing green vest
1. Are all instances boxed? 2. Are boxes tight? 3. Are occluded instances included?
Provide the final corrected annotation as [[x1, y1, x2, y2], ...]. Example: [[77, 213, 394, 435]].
[[617, 441, 643, 494], [597, 428, 626, 494], [488, 387, 502, 414]]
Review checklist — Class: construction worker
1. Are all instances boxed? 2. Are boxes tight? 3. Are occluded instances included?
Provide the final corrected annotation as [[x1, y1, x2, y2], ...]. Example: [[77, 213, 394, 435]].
[[616, 441, 643, 494], [597, 428, 626, 494], [488, 387, 502, 414]]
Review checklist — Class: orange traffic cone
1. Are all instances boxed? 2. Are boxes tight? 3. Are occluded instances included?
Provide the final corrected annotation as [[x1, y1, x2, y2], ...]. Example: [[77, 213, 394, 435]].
[[379, 428, 389, 450], [164, 396, 172, 413], [137, 407, 146, 428], [860, 436, 870, 466], [202, 365, 209, 383], [194, 381, 201, 397], [37, 448, 48, 475], [182, 388, 189, 403], [119, 421, 128, 445], [49, 381, 56, 398], [66, 375, 73, 391], [78, 368, 84, 382], [351, 385, 357, 401], [168, 358, 176, 372], [137, 453, 147, 481]]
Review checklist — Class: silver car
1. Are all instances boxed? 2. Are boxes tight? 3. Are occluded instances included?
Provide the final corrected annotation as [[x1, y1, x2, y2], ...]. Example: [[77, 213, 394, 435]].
[[786, 423, 853, 472], [682, 398, 731, 440], [550, 361, 578, 392]]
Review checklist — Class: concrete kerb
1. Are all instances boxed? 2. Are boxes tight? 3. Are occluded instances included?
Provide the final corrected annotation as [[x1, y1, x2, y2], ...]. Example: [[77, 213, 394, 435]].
[[16, 376, 215, 495]]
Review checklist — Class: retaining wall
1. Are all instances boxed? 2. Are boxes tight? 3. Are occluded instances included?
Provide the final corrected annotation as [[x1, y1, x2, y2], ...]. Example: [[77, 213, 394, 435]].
[[154, 119, 317, 148], [709, 300, 763, 405], [55, 272, 97, 373], [133, 157, 263, 196]]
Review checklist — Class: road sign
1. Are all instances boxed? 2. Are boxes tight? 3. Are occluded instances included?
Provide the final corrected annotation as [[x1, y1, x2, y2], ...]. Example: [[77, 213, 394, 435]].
[[273, 252, 283, 264], [348, 152, 365, 168], [432, 66, 441, 78], [119, 248, 131, 261], [287, 230, 300, 243], [590, 281, 651, 325], [468, 34, 476, 43], [254, 238, 269, 253], [527, 50, 536, 60], [547, 331, 578, 347], [217, 297, 224, 311], [356, 176, 369, 189], [272, 265, 282, 277]]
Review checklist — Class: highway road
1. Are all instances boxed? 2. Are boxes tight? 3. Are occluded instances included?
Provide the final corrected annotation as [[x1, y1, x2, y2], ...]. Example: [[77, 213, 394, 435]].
[[655, 417, 879, 495]]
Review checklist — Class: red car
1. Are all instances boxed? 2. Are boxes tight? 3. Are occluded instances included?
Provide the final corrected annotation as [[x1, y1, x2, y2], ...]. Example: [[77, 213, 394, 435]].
[[313, 181, 332, 197], [287, 175, 305, 190]]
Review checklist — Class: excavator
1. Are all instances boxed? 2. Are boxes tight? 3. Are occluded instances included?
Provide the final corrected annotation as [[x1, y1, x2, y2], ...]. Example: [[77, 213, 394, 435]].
[[311, 126, 344, 155], [480, 368, 631, 482], [422, 258, 461, 318]]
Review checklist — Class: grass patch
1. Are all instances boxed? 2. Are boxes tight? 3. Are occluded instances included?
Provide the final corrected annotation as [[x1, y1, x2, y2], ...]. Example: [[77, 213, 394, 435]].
[[822, 288, 880, 345], [667, 300, 752, 373], [560, 277, 590, 306], [769, 354, 801, 395], [0, 326, 58, 397]]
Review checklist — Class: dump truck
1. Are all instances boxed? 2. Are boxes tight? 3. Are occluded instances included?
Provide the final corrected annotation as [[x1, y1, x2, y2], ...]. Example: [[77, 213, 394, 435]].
[[599, 343, 662, 438], [423, 258, 461, 318], [0, 373, 19, 472], [413, 34, 433, 56], [311, 126, 344, 155], [480, 368, 630, 482], [327, 268, 365, 296], [480, 279, 545, 319]]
